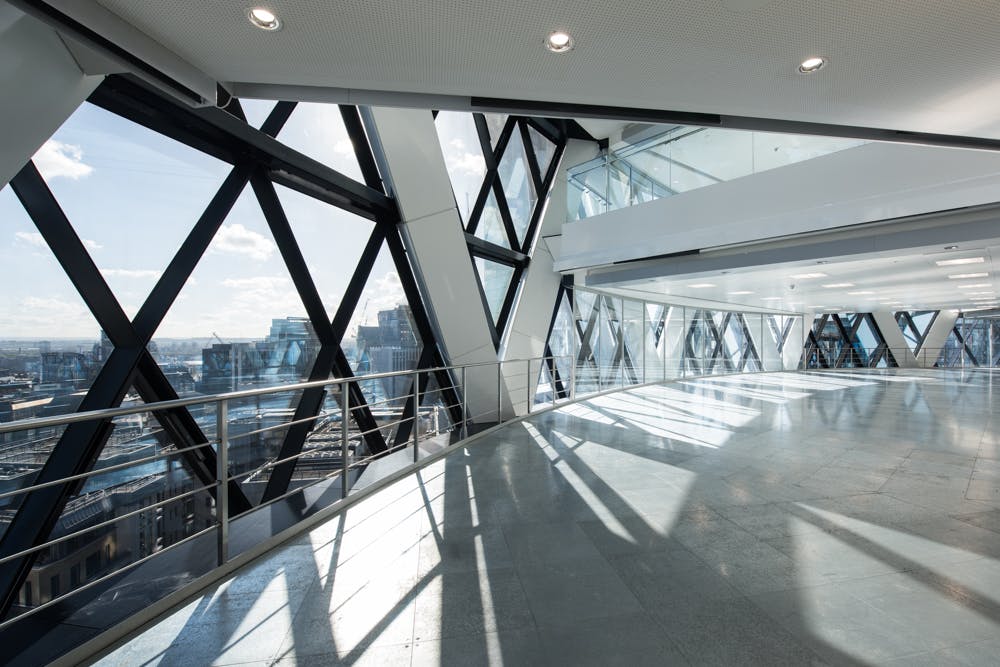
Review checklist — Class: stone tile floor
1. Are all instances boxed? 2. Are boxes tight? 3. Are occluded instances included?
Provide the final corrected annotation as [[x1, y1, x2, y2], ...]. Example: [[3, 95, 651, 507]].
[[93, 370, 1000, 666]]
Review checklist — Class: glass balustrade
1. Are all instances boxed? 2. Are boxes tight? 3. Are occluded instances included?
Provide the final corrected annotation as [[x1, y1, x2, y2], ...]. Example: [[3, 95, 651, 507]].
[[567, 127, 867, 221]]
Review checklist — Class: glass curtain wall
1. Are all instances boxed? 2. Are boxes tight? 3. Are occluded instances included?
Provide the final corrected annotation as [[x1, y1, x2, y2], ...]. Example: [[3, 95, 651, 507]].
[[536, 287, 801, 403]]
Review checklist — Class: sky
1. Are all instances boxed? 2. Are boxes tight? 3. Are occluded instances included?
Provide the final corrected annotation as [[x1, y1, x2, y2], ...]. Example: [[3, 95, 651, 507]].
[[0, 99, 410, 341]]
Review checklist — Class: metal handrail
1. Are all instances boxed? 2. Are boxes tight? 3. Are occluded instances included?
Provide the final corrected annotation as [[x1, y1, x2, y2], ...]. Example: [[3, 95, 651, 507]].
[[0, 356, 561, 435]]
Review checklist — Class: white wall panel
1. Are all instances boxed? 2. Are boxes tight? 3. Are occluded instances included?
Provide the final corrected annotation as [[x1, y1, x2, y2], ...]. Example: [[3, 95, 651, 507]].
[[0, 10, 102, 189]]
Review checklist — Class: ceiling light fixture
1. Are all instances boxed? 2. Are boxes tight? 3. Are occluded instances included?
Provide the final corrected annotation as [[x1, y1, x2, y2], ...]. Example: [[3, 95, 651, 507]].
[[847, 291, 874, 295], [790, 272, 828, 279], [729, 291, 754, 295], [821, 282, 855, 288], [797, 56, 828, 74], [248, 7, 281, 30], [936, 257, 985, 266], [688, 283, 715, 288], [545, 30, 574, 53], [760, 297, 783, 301], [948, 273, 989, 279], [958, 283, 992, 289], [944, 245, 959, 250]]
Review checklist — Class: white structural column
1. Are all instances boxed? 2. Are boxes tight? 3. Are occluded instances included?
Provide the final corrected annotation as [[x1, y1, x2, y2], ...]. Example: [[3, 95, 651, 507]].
[[871, 311, 918, 367], [364, 107, 511, 422], [918, 310, 959, 367], [501, 140, 598, 414], [0, 7, 103, 188]]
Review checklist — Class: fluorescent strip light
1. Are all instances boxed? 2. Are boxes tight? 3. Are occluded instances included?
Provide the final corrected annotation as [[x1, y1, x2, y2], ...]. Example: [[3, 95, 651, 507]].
[[958, 283, 992, 288], [948, 273, 988, 279], [821, 283, 855, 288], [760, 297, 782, 301], [688, 283, 715, 288], [846, 291, 874, 295], [935, 257, 985, 266], [789, 272, 828, 279], [728, 291, 754, 295]]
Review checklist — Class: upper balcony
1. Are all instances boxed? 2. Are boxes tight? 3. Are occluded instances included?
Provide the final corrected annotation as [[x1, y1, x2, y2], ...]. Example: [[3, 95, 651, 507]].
[[566, 126, 866, 222]]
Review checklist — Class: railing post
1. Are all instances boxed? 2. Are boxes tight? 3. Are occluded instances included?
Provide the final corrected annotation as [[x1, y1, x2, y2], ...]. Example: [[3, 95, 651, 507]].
[[526, 358, 532, 415], [341, 380, 350, 498], [461, 365, 468, 439], [497, 360, 503, 423], [216, 399, 229, 567], [412, 369, 420, 463]]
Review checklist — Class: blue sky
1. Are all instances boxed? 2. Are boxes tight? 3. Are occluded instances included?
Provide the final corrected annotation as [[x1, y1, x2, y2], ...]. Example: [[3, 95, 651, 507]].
[[0, 100, 407, 340]]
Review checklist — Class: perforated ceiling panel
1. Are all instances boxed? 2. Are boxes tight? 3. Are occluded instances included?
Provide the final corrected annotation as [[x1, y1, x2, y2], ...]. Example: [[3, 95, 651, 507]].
[[94, 0, 1000, 138]]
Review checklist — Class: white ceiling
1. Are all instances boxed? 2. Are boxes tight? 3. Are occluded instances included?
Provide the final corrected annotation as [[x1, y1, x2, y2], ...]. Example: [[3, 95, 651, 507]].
[[597, 243, 1000, 315], [93, 0, 1000, 139]]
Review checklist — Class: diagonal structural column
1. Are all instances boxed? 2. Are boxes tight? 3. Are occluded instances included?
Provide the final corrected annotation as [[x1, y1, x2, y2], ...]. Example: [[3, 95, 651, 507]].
[[364, 107, 512, 423]]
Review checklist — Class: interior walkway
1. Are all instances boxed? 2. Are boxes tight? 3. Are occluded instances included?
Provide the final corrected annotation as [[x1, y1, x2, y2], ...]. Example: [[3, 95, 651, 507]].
[[93, 370, 1000, 666]]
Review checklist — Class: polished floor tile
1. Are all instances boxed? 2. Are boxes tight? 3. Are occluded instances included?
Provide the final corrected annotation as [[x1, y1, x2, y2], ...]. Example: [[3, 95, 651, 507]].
[[94, 369, 1000, 666]]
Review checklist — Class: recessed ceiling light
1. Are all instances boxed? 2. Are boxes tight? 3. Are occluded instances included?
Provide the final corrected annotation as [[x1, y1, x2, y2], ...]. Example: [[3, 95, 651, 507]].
[[688, 283, 715, 288], [798, 56, 829, 74], [958, 283, 992, 289], [728, 291, 754, 295], [822, 282, 855, 288], [948, 273, 989, 279], [790, 272, 827, 279], [545, 30, 574, 53], [936, 257, 985, 266], [249, 7, 281, 30]]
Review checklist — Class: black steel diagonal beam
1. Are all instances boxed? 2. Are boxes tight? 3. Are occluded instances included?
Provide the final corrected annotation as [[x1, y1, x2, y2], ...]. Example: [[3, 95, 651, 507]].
[[0, 161, 253, 617], [260, 227, 387, 502]]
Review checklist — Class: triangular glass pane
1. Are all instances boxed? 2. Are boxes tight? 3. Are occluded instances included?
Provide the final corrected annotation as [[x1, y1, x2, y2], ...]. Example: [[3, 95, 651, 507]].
[[151, 184, 319, 398], [276, 183, 375, 321], [475, 189, 511, 248], [483, 113, 509, 149], [535, 362, 554, 405], [528, 125, 557, 179], [473, 257, 514, 326], [497, 128, 538, 246], [574, 291, 599, 392], [348, 243, 422, 399], [239, 98, 277, 129], [277, 102, 363, 182], [417, 372, 455, 447], [434, 111, 485, 224], [36, 101, 230, 320], [30, 386, 220, 605], [548, 292, 575, 386]]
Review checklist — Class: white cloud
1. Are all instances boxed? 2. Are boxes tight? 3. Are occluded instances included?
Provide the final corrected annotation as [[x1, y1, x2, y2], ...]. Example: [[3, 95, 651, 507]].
[[210, 223, 276, 261], [334, 139, 354, 156], [101, 268, 162, 280], [3, 296, 94, 337], [14, 231, 46, 248], [443, 138, 486, 177], [14, 231, 100, 252], [33, 139, 94, 180], [221, 276, 290, 290]]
